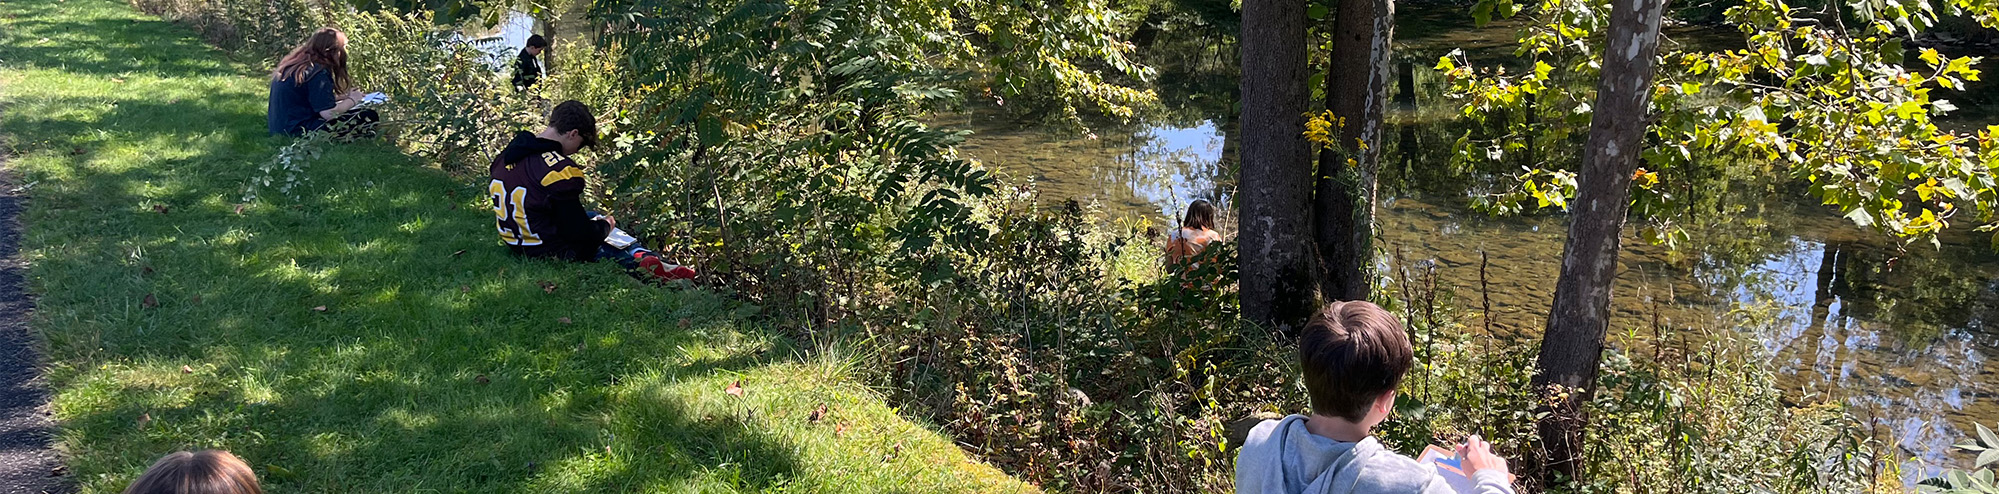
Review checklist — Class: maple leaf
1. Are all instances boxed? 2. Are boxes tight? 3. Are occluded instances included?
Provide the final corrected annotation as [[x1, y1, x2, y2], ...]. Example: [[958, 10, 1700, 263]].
[[725, 380, 744, 397], [141, 294, 158, 309]]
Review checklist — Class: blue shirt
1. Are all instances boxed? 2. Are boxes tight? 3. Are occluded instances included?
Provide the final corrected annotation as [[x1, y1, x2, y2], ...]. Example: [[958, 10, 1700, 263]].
[[267, 66, 336, 136]]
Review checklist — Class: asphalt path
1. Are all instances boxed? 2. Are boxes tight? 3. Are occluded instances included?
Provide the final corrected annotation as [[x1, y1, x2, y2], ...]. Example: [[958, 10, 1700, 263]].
[[0, 124, 67, 493]]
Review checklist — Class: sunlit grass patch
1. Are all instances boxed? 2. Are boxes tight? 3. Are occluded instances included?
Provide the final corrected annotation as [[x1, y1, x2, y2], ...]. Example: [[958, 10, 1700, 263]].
[[0, 0, 1032, 492]]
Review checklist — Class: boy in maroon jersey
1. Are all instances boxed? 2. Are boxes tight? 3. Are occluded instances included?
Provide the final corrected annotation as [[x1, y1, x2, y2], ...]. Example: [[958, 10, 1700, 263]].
[[489, 100, 694, 281]]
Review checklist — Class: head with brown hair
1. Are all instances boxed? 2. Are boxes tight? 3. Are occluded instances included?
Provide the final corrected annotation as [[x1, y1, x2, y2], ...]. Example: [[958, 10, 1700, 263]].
[[1183, 199, 1216, 231], [1299, 301, 1413, 423], [273, 27, 352, 92], [123, 450, 261, 494], [545, 100, 599, 153]]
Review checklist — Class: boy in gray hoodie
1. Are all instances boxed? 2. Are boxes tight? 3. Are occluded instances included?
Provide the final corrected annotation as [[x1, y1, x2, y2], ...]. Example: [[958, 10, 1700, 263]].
[[1236, 301, 1517, 494]]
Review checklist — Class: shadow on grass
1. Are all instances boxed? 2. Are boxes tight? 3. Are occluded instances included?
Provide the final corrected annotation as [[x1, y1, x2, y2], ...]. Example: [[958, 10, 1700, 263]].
[[1, 0, 825, 491], [0, 0, 257, 78]]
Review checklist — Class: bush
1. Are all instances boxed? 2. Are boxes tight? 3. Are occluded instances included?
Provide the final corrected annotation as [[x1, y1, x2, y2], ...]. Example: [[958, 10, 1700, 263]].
[[129, 0, 327, 61], [342, 8, 542, 171]]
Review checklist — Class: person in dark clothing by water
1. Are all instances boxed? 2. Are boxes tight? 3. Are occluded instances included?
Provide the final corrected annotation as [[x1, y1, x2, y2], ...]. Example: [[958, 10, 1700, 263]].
[[490, 100, 696, 282], [513, 34, 550, 90], [267, 27, 379, 138]]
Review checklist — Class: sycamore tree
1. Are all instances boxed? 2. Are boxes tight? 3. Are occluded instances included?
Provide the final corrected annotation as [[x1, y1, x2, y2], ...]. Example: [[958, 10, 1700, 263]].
[[1439, 0, 1999, 483]]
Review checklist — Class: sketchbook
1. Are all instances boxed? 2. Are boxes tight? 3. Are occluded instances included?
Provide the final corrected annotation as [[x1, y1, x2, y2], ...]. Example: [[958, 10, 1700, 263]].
[[1416, 445, 1517, 494], [602, 225, 639, 249]]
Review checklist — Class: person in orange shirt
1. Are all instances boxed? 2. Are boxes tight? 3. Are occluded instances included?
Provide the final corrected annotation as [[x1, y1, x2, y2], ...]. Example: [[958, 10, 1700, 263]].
[[1165, 199, 1223, 267]]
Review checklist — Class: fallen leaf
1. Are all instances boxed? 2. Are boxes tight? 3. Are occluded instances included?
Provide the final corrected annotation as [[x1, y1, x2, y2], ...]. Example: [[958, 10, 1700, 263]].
[[234, 204, 246, 215], [111, 77, 125, 83], [558, 317, 572, 324], [474, 374, 490, 385], [459, 285, 470, 293], [141, 266, 153, 275], [834, 423, 848, 437], [136, 413, 151, 427], [677, 318, 690, 329], [451, 249, 466, 257], [809, 403, 827, 423], [190, 295, 202, 304], [48, 465, 65, 477], [152, 204, 169, 214], [539, 281, 557, 294], [141, 293, 158, 309], [725, 380, 743, 397], [180, 365, 192, 374], [311, 305, 327, 312]]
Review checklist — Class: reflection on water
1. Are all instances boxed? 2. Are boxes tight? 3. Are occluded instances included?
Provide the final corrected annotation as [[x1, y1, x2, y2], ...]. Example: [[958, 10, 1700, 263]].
[[949, 110, 1233, 223]]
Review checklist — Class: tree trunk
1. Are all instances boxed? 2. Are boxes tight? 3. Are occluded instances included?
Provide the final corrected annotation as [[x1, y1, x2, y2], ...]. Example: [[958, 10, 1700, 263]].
[[1314, 0, 1394, 302], [1531, 0, 1666, 483], [542, 16, 556, 70], [1238, 0, 1317, 329]]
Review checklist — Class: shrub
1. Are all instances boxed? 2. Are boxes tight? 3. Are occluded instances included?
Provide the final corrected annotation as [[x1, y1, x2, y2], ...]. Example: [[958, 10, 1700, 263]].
[[129, 0, 327, 61]]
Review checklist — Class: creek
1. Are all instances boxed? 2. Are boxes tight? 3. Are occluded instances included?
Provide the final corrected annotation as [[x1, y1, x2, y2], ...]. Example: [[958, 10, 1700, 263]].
[[949, 7, 1999, 482]]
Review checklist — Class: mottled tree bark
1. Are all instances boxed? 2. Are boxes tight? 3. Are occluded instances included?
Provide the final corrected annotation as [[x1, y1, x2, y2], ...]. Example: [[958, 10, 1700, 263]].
[[1531, 0, 1666, 483], [1314, 0, 1394, 302], [1238, 0, 1317, 328]]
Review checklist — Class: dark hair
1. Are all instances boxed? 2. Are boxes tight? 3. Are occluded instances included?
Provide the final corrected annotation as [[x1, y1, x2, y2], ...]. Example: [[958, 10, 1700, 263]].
[[1299, 301, 1413, 422], [549, 100, 598, 148], [123, 450, 262, 494], [1183, 199, 1216, 230], [273, 28, 351, 92], [520, 34, 549, 57]]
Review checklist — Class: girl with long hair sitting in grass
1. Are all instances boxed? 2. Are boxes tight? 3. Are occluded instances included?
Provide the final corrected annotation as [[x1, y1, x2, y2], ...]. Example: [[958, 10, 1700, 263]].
[[123, 450, 262, 494], [266, 27, 378, 138]]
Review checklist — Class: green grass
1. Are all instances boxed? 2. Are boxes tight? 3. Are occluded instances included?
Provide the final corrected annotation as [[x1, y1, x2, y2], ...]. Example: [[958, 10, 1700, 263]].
[[0, 0, 1034, 492]]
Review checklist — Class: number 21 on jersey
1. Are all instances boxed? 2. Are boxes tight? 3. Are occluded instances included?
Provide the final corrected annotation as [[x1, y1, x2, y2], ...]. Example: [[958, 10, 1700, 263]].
[[490, 179, 542, 246]]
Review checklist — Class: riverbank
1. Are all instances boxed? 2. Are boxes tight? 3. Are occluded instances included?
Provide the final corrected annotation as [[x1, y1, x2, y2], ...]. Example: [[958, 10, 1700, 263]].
[[0, 0, 1032, 491]]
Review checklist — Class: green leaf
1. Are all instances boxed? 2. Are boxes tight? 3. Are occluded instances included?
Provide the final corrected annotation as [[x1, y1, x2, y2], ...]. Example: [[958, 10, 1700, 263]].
[[1980, 423, 1999, 449], [1308, 4, 1329, 19], [1978, 448, 1999, 468]]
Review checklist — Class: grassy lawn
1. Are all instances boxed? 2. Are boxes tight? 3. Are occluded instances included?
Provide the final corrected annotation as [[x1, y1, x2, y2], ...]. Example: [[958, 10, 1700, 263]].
[[0, 0, 1032, 492]]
